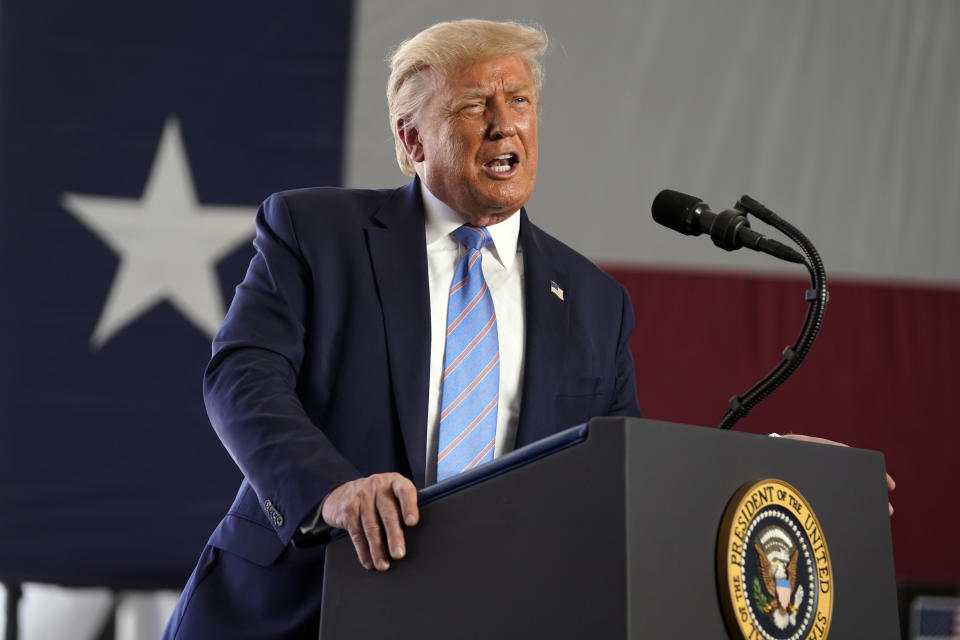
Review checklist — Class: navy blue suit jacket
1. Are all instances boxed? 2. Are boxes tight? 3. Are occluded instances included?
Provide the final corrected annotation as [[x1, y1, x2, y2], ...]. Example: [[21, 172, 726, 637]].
[[166, 179, 641, 638]]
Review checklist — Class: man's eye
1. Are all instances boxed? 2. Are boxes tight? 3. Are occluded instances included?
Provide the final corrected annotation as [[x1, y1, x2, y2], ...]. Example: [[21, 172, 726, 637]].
[[462, 103, 484, 111]]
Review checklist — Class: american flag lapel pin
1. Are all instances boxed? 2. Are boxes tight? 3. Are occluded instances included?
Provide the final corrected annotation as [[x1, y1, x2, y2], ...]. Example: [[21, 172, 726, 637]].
[[550, 280, 564, 301]]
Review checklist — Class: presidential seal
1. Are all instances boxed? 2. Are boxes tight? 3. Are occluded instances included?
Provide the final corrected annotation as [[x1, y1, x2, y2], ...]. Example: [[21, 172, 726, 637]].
[[717, 479, 833, 640]]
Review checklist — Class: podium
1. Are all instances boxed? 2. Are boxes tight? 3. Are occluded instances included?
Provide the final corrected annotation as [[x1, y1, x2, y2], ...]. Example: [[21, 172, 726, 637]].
[[319, 417, 898, 638]]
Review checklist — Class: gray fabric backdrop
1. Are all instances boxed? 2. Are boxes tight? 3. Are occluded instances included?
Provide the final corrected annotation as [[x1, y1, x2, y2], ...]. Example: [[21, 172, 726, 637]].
[[345, 0, 960, 284]]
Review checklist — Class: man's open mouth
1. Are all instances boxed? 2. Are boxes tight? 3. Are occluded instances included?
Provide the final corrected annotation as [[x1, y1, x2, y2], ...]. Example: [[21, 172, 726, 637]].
[[483, 152, 519, 173]]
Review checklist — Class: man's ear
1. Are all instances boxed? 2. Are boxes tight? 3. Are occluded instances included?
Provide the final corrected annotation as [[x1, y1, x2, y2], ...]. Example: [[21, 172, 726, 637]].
[[397, 119, 425, 163]]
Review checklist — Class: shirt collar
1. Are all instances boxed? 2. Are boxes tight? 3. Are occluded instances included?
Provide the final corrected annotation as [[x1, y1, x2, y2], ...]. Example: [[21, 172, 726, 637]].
[[421, 180, 520, 271]]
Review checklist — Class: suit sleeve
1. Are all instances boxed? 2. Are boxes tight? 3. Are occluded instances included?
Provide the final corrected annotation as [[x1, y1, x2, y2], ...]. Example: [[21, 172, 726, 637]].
[[606, 284, 643, 418], [203, 193, 361, 546]]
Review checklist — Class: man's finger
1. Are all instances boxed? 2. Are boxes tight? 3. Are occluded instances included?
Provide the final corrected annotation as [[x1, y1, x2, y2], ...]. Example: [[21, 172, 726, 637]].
[[360, 494, 389, 571], [376, 490, 407, 560], [392, 476, 420, 527], [886, 473, 895, 517], [346, 521, 373, 571], [779, 433, 849, 447]]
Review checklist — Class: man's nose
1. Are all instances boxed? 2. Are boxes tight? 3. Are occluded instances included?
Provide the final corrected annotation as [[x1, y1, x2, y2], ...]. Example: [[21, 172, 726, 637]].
[[488, 101, 517, 139]]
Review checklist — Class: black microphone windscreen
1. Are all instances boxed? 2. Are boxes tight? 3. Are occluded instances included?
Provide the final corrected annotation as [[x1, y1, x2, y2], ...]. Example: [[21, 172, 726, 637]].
[[651, 189, 705, 234]]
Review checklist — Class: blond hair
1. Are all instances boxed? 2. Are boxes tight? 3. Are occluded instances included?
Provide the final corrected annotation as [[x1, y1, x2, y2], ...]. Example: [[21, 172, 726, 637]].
[[387, 19, 548, 175]]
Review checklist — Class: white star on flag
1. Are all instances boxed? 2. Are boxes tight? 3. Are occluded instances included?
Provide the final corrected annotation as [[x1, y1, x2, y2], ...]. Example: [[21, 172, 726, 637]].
[[62, 116, 256, 349]]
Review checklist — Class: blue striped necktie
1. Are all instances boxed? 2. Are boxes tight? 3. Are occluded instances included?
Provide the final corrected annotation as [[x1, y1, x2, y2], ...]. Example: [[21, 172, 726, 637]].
[[437, 225, 500, 482]]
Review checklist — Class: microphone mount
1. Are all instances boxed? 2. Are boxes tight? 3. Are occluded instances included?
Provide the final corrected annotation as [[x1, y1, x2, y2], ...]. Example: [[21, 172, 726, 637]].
[[652, 190, 806, 264]]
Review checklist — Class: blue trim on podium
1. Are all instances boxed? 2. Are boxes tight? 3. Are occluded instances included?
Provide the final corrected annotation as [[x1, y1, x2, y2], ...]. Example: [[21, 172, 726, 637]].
[[329, 423, 589, 541], [420, 422, 590, 504]]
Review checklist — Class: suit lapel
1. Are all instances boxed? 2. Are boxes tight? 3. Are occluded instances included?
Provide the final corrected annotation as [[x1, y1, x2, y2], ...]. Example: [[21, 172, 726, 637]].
[[515, 211, 569, 448], [365, 180, 430, 488]]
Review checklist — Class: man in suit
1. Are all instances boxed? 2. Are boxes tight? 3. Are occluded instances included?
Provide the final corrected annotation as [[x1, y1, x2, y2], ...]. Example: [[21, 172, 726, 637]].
[[164, 19, 641, 639]]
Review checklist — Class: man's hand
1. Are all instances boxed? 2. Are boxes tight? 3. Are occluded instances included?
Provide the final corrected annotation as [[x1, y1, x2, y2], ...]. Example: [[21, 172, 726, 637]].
[[321, 473, 419, 571], [780, 433, 896, 516]]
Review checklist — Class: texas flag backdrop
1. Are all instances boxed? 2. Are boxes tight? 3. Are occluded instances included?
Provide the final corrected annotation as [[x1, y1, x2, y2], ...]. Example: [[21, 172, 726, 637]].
[[1, 0, 958, 590], [0, 1, 352, 587]]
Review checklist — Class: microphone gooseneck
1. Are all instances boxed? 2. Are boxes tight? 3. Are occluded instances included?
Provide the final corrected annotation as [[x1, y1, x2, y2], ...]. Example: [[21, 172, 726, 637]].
[[650, 189, 828, 430]]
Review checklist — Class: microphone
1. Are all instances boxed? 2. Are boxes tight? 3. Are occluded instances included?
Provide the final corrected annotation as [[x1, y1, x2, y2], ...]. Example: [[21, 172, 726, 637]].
[[652, 189, 805, 264]]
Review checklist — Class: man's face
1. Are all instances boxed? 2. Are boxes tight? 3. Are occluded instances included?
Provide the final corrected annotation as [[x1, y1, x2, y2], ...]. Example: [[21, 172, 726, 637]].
[[402, 55, 539, 226]]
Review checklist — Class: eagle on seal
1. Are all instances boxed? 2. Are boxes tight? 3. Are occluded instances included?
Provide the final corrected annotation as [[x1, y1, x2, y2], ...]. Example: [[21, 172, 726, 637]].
[[755, 541, 798, 613]]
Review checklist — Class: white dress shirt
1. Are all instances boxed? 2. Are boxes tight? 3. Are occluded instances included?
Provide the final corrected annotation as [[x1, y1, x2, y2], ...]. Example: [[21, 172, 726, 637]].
[[421, 182, 525, 485]]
